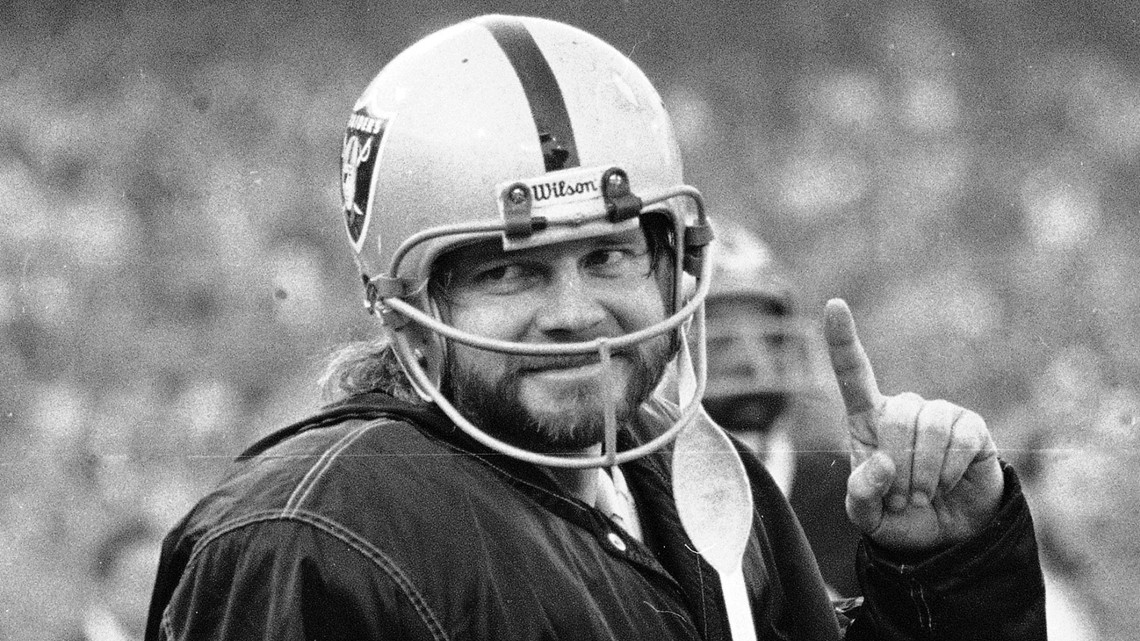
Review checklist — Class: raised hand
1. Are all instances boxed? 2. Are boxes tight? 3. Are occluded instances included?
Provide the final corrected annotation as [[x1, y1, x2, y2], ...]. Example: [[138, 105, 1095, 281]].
[[824, 298, 1004, 553]]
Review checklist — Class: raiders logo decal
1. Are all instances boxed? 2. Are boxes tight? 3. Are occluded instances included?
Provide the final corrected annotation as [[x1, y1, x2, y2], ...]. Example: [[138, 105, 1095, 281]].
[[341, 110, 391, 251]]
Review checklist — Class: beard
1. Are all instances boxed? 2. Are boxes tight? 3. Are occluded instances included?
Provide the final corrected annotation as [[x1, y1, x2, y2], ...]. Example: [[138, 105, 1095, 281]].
[[443, 336, 673, 454]]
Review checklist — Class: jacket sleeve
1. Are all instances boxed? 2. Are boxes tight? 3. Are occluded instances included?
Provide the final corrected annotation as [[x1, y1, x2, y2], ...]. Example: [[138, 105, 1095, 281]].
[[843, 461, 1047, 640], [152, 519, 436, 641]]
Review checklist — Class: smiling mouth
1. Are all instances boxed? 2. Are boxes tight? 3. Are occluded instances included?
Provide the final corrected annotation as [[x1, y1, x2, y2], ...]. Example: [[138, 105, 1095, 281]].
[[522, 356, 604, 373], [521, 349, 641, 374]]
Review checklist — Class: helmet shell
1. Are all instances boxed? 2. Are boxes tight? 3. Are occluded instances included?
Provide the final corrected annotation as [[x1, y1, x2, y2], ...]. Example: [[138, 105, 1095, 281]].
[[341, 15, 686, 289], [708, 219, 794, 306]]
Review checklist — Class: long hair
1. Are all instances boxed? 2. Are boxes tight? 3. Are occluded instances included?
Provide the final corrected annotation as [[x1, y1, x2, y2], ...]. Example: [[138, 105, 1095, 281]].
[[318, 337, 424, 404]]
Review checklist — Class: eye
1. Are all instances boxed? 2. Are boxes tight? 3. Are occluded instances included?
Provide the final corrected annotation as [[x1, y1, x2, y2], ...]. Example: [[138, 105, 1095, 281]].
[[469, 262, 540, 294], [583, 246, 650, 277]]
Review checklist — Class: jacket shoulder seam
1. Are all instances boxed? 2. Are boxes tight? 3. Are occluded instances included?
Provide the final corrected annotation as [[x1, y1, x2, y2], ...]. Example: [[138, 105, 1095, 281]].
[[282, 420, 378, 516], [175, 511, 451, 641]]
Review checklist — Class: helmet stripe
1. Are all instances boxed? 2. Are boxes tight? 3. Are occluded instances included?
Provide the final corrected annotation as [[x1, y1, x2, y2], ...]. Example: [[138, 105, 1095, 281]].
[[475, 16, 580, 172]]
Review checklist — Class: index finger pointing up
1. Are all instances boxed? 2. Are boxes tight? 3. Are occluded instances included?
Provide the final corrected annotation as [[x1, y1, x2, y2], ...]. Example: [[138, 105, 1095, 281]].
[[825, 298, 883, 416]]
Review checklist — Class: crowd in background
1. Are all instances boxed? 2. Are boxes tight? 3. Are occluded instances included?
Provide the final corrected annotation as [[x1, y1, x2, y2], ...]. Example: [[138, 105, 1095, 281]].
[[2, 1, 1138, 639]]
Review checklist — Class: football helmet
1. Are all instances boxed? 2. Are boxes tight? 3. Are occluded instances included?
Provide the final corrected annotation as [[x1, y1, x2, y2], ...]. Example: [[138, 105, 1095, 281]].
[[339, 15, 714, 468], [702, 220, 814, 433]]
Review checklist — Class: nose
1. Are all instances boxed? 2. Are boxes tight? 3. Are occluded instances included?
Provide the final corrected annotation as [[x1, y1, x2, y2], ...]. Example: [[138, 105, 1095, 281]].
[[532, 266, 608, 340]]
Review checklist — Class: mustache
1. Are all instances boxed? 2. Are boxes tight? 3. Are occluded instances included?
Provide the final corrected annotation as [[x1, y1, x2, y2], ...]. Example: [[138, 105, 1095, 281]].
[[511, 350, 637, 372]]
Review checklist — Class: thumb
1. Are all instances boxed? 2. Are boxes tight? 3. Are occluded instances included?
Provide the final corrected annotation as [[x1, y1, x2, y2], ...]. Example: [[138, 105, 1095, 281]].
[[846, 451, 895, 535]]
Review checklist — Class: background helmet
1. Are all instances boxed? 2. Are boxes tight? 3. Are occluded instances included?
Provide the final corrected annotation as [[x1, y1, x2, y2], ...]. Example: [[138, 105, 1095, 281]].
[[702, 220, 815, 432], [339, 14, 713, 467]]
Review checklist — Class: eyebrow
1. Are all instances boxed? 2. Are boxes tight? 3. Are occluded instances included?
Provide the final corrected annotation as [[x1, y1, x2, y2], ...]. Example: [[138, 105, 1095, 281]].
[[436, 240, 508, 269]]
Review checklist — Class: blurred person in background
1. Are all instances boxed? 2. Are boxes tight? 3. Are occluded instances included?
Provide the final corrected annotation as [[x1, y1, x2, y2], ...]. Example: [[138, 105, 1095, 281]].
[[68, 518, 164, 641], [145, 14, 1044, 640], [702, 220, 860, 598], [1002, 347, 1140, 641]]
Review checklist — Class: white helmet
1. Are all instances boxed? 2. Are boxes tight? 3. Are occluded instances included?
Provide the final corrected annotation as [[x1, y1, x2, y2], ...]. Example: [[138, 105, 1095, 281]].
[[339, 15, 715, 468]]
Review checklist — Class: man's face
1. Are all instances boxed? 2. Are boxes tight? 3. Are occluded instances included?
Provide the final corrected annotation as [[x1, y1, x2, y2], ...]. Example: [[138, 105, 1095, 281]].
[[703, 297, 795, 433], [433, 227, 673, 453]]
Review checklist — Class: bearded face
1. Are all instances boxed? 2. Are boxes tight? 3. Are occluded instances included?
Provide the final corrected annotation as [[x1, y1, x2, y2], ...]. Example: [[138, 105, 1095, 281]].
[[432, 225, 675, 453], [446, 336, 672, 453]]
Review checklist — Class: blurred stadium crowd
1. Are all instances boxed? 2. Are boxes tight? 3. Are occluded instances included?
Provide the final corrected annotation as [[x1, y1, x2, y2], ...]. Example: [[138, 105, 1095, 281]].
[[2, 1, 1139, 639]]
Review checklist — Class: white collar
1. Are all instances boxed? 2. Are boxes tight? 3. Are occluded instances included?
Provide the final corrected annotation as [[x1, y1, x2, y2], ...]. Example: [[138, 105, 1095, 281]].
[[594, 466, 643, 541]]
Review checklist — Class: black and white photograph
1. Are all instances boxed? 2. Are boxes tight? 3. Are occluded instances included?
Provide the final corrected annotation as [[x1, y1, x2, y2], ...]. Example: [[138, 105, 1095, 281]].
[[3, 1, 1138, 639]]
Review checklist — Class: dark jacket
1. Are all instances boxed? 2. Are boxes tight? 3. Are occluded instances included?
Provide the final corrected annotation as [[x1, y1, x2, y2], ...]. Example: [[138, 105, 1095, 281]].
[[145, 393, 1045, 640]]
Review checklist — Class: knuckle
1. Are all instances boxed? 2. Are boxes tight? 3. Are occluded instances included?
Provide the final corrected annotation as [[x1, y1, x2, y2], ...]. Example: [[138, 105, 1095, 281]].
[[881, 392, 922, 422], [919, 399, 959, 432], [898, 391, 925, 403], [927, 398, 956, 415], [967, 409, 987, 432], [950, 410, 988, 450], [955, 409, 986, 435]]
